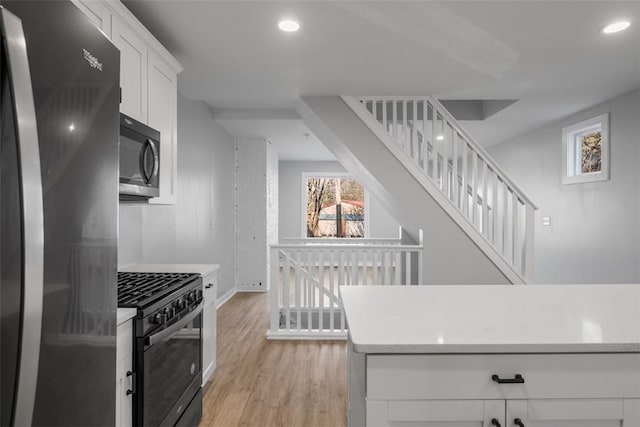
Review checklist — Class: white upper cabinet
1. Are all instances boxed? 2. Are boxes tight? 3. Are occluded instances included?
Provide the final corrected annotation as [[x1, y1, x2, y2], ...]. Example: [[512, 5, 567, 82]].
[[71, 0, 112, 38], [111, 19, 148, 123], [147, 52, 177, 204], [72, 0, 183, 204]]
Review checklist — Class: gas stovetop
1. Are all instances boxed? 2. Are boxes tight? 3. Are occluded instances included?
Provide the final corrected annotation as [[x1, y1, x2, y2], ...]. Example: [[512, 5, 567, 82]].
[[117, 272, 201, 309]]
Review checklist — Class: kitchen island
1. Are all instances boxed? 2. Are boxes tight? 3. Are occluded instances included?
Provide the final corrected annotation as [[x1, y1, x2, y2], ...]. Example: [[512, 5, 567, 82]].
[[341, 284, 640, 426]]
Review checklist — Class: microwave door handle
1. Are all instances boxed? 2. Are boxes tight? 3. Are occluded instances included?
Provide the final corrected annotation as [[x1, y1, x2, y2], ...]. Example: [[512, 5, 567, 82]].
[[139, 139, 151, 183], [147, 138, 159, 183], [145, 301, 204, 346], [1, 8, 45, 427]]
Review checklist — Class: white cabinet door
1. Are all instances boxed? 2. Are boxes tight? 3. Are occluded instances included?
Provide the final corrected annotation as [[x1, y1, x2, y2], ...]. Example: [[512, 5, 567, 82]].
[[147, 51, 178, 204], [111, 19, 148, 122], [71, 0, 111, 37], [367, 399, 505, 427], [116, 319, 134, 427], [202, 271, 218, 385], [507, 399, 640, 427]]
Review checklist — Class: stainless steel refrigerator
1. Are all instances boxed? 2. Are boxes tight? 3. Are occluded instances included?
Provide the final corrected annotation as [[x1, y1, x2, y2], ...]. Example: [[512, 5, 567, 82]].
[[1, 1, 120, 425]]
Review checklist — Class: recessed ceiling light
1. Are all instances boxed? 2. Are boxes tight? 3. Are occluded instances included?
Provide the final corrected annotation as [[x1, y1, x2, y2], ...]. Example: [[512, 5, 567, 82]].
[[601, 20, 631, 34], [278, 19, 300, 33], [436, 135, 444, 141]]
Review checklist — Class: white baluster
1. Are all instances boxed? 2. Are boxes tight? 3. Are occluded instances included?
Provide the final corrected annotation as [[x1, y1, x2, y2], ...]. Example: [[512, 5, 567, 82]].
[[318, 250, 324, 332], [295, 250, 302, 332], [270, 248, 280, 334], [392, 100, 397, 140], [525, 204, 535, 280], [284, 250, 291, 331], [412, 100, 418, 161], [471, 151, 479, 229], [329, 250, 335, 331], [461, 141, 469, 218], [482, 160, 488, 237], [382, 100, 388, 133], [452, 131, 459, 209], [402, 100, 408, 153], [394, 250, 401, 285]]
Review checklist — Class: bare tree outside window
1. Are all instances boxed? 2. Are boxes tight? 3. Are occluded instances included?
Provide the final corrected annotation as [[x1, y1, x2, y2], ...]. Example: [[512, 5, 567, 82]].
[[306, 177, 365, 238]]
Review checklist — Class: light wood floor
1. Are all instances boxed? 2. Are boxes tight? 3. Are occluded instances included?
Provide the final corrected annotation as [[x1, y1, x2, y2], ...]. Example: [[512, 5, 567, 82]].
[[200, 292, 348, 427]]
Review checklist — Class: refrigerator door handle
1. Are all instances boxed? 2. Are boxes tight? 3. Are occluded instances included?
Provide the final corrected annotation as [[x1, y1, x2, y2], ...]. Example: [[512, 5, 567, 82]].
[[1, 7, 45, 427]]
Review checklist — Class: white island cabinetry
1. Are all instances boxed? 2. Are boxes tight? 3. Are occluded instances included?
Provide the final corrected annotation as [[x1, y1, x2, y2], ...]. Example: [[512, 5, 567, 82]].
[[71, 0, 183, 204], [116, 308, 136, 427], [341, 285, 640, 427], [120, 264, 219, 386]]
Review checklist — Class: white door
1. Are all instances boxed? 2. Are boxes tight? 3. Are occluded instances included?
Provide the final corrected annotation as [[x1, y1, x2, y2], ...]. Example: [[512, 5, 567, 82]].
[[111, 19, 148, 122], [506, 399, 640, 427], [147, 52, 177, 204], [71, 0, 111, 37], [367, 399, 505, 427]]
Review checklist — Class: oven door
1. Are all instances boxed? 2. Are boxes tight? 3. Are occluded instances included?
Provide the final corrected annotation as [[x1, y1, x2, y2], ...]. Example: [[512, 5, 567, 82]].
[[138, 303, 203, 427], [119, 125, 160, 198]]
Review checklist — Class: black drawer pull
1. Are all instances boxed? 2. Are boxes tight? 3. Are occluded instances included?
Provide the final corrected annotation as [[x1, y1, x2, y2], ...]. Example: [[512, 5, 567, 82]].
[[514, 418, 525, 427], [126, 370, 136, 396], [205, 283, 213, 289], [492, 373, 524, 384], [491, 419, 501, 427]]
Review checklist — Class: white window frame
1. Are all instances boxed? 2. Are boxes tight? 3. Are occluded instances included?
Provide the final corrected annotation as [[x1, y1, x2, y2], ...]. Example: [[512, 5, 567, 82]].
[[562, 113, 609, 184], [300, 172, 370, 238]]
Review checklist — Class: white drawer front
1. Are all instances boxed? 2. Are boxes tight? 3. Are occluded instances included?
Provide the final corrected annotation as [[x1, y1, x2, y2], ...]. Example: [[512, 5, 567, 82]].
[[116, 320, 133, 363], [367, 354, 640, 400], [203, 271, 218, 305]]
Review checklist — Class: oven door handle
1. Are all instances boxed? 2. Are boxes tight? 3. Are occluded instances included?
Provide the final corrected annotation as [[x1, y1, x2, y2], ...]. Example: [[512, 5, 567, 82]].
[[146, 301, 204, 347]]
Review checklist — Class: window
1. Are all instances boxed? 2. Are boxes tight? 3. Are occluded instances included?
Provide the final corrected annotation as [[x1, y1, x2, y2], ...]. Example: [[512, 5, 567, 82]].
[[304, 174, 367, 238], [562, 113, 609, 184]]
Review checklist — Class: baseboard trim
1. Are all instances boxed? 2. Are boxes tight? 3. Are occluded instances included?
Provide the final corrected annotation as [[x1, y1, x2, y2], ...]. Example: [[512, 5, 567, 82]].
[[236, 288, 269, 293], [216, 288, 237, 309]]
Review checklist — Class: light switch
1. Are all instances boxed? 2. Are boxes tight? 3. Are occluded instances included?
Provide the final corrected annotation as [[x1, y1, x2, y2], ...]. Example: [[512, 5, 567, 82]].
[[542, 216, 551, 226]]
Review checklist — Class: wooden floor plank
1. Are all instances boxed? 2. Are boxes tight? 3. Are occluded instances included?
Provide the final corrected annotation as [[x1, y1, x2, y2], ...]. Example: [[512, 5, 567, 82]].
[[200, 292, 347, 427]]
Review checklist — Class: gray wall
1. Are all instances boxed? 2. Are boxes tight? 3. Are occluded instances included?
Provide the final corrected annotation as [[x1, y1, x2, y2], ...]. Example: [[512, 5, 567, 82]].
[[118, 93, 236, 298], [278, 161, 401, 240], [488, 89, 640, 284]]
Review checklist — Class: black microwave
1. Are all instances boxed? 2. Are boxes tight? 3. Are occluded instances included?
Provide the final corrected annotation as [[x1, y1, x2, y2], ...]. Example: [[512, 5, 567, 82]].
[[119, 113, 160, 201]]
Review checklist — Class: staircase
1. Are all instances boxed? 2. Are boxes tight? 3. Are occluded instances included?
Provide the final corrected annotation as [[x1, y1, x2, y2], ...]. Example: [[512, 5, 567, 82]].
[[296, 96, 537, 284]]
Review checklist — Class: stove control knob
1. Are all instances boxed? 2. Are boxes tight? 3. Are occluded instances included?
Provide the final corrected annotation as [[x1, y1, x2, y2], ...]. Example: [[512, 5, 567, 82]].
[[196, 290, 203, 300], [177, 299, 185, 310], [163, 307, 171, 319], [152, 313, 162, 324], [188, 291, 196, 302]]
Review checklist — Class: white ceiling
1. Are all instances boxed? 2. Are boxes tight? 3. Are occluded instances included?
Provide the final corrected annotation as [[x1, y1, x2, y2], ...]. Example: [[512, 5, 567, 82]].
[[123, 1, 640, 160]]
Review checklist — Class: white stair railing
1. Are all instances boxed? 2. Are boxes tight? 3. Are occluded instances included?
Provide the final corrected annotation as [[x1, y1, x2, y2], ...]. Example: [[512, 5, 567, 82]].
[[268, 239, 423, 339], [342, 96, 537, 283]]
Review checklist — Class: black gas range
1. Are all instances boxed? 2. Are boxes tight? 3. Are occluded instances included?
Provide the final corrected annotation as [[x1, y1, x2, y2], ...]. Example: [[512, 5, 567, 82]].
[[117, 272, 204, 427]]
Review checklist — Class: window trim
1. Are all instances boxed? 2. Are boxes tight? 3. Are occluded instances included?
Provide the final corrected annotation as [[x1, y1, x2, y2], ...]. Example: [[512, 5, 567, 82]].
[[561, 113, 609, 184], [300, 172, 370, 238]]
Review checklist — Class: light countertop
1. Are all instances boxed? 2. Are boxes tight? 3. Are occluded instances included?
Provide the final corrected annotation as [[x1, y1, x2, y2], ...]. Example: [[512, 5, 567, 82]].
[[117, 308, 137, 325], [120, 263, 219, 276], [340, 284, 640, 354]]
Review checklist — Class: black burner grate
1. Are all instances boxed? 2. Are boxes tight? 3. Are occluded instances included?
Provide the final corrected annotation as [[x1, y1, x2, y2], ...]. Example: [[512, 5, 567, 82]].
[[117, 272, 200, 308]]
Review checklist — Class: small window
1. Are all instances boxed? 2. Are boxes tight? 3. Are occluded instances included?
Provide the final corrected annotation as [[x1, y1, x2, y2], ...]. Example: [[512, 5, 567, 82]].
[[562, 113, 609, 184], [304, 175, 366, 238]]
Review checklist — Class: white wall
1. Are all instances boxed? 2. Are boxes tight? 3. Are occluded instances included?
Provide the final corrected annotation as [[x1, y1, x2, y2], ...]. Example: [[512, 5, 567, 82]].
[[118, 93, 236, 298], [278, 161, 401, 240], [488, 89, 640, 284], [235, 138, 270, 290]]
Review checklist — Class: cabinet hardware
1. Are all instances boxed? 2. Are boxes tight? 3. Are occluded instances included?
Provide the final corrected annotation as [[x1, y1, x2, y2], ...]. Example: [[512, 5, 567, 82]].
[[491, 418, 501, 427], [514, 418, 525, 427], [126, 370, 136, 395], [205, 283, 213, 289], [491, 373, 524, 384]]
